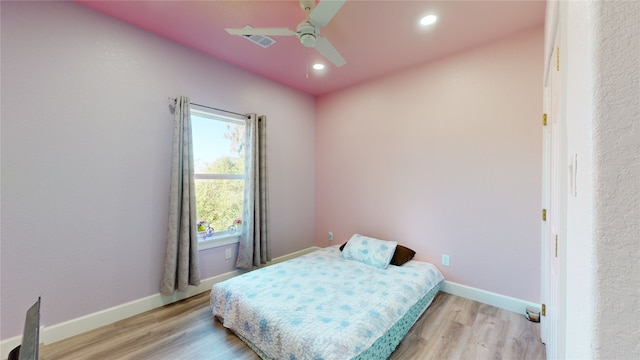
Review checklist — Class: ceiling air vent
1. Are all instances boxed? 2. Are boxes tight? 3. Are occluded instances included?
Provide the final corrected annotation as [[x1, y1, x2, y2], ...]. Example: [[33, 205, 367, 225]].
[[241, 25, 276, 48]]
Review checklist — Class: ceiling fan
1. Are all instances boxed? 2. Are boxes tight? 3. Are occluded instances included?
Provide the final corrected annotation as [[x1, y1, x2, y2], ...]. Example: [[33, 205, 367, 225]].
[[225, 0, 346, 67]]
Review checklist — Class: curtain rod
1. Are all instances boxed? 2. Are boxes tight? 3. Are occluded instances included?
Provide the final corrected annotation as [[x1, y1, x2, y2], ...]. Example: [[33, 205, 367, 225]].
[[169, 97, 248, 119], [190, 102, 249, 118]]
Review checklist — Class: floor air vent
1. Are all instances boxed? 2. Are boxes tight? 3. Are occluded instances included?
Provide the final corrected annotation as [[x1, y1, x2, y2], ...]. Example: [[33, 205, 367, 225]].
[[241, 25, 276, 48]]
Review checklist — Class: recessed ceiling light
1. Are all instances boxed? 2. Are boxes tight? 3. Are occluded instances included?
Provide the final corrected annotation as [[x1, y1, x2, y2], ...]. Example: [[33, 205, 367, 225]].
[[312, 63, 325, 70], [420, 14, 438, 26]]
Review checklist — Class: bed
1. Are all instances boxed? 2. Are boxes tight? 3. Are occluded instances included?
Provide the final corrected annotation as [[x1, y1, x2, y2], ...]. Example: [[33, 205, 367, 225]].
[[210, 239, 444, 360]]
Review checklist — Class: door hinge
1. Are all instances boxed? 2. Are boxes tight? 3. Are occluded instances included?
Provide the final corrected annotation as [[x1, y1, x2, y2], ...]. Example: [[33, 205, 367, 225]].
[[555, 235, 558, 257], [542, 209, 547, 221], [556, 46, 560, 71], [542, 113, 547, 126], [542, 304, 546, 316]]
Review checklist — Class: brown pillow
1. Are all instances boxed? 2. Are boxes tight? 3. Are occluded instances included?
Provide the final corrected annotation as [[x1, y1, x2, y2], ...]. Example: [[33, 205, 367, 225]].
[[389, 245, 416, 266], [339, 242, 415, 266]]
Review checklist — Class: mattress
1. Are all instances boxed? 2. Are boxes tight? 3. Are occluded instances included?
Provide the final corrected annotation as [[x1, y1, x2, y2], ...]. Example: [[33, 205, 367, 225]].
[[210, 246, 444, 360]]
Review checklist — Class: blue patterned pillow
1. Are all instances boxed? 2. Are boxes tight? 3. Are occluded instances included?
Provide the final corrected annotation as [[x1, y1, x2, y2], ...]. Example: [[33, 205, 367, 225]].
[[340, 234, 398, 269]]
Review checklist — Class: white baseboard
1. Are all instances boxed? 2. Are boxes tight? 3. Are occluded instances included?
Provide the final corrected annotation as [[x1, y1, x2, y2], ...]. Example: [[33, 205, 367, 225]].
[[268, 246, 320, 265], [1, 246, 320, 360], [441, 280, 540, 315]]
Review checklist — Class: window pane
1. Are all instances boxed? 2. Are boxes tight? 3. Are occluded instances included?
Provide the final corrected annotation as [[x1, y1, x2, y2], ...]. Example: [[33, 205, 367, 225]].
[[191, 108, 247, 247], [191, 114, 245, 175], [195, 178, 244, 233]]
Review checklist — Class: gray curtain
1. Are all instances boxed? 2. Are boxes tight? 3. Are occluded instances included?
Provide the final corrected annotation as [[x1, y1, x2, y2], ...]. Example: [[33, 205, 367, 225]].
[[236, 114, 271, 269], [160, 96, 201, 295]]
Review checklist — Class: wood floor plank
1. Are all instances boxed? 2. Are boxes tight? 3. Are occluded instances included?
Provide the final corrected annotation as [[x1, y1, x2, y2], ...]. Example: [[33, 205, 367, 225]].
[[40, 291, 546, 360], [461, 312, 506, 359]]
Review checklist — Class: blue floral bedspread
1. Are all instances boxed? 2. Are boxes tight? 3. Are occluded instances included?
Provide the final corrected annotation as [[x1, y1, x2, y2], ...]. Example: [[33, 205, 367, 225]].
[[210, 246, 444, 360]]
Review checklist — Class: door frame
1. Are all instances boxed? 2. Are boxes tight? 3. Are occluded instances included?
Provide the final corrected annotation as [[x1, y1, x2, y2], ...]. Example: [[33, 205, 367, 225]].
[[541, 2, 565, 359]]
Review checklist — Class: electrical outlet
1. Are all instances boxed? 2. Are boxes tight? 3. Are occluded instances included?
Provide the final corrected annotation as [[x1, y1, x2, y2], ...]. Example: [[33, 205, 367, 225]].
[[328, 232, 334, 241], [225, 248, 232, 259], [442, 254, 450, 267]]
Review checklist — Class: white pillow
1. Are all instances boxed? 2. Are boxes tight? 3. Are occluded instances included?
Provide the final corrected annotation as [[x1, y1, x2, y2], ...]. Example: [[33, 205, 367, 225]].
[[340, 234, 398, 269]]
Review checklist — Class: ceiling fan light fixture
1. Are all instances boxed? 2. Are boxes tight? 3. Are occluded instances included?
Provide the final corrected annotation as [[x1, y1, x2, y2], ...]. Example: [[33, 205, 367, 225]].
[[299, 33, 316, 47], [420, 14, 438, 26], [312, 63, 325, 70]]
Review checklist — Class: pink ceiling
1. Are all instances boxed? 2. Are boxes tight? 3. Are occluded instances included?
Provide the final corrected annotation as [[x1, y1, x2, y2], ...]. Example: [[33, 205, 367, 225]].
[[75, 0, 546, 96]]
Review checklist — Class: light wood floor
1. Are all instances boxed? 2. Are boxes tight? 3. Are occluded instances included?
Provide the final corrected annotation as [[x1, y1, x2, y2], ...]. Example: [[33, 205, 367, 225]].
[[40, 291, 546, 360]]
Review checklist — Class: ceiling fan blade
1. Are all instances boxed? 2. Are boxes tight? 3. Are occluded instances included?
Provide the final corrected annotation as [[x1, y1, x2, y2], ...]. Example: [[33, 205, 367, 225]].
[[314, 36, 346, 67], [309, 0, 345, 27], [226, 27, 296, 36]]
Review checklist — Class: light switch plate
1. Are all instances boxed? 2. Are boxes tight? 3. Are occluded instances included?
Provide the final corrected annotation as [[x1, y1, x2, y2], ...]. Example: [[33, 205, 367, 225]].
[[569, 153, 578, 197]]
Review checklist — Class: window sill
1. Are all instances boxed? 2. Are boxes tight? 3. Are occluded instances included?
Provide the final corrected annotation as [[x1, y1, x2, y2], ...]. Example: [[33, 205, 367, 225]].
[[198, 233, 240, 251]]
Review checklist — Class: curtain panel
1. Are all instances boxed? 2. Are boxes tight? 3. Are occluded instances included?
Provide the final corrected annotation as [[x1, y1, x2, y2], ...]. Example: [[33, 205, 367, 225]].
[[160, 96, 201, 295], [236, 114, 271, 269]]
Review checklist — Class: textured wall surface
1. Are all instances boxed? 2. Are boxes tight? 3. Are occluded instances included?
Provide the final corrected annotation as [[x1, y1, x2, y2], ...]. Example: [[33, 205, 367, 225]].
[[315, 27, 543, 303], [592, 0, 640, 357], [1, 1, 315, 340]]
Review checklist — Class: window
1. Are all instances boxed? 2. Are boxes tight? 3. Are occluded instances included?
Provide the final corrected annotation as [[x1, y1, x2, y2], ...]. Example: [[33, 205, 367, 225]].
[[191, 108, 246, 250]]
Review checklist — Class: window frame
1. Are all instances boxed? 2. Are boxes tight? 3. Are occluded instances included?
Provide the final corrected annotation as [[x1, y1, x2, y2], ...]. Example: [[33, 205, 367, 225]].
[[190, 108, 247, 251]]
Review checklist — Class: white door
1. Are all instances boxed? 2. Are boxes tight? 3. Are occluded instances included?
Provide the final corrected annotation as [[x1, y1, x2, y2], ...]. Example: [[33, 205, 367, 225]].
[[541, 24, 563, 360]]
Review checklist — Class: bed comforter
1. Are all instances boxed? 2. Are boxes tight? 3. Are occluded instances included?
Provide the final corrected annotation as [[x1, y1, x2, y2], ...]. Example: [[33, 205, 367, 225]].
[[210, 246, 444, 360]]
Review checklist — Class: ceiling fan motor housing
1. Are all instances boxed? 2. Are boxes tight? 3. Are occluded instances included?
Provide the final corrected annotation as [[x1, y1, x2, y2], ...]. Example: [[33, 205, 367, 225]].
[[296, 20, 317, 47]]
